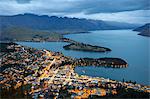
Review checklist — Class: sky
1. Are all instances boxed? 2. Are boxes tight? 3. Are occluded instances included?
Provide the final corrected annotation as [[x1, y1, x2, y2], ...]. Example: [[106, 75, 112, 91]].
[[0, 0, 149, 24]]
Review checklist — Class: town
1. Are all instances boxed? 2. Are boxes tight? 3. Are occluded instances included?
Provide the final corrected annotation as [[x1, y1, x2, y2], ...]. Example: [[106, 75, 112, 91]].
[[0, 43, 149, 98]]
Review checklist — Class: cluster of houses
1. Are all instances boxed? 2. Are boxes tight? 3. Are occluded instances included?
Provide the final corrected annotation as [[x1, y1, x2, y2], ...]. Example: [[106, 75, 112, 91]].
[[0, 43, 149, 98]]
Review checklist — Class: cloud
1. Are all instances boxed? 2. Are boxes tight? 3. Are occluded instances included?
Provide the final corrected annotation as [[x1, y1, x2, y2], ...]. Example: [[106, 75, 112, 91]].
[[0, 0, 149, 14], [66, 10, 150, 24], [16, 0, 32, 4], [0, 0, 149, 23], [78, 0, 149, 14]]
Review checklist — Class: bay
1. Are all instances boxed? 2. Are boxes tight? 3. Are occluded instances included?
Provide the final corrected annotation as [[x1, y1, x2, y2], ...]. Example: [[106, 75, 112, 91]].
[[17, 29, 150, 85]]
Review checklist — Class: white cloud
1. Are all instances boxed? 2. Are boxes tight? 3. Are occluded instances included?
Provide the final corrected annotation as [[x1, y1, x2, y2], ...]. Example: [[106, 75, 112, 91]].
[[0, 0, 149, 24], [66, 10, 150, 24]]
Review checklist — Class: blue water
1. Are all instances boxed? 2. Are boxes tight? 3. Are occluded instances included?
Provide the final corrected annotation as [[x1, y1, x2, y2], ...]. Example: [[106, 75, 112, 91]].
[[17, 30, 150, 85]]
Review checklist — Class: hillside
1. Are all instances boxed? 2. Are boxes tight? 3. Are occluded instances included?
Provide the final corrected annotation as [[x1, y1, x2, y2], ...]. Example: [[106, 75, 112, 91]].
[[0, 13, 139, 41], [0, 26, 63, 41], [0, 13, 138, 31], [133, 23, 150, 37]]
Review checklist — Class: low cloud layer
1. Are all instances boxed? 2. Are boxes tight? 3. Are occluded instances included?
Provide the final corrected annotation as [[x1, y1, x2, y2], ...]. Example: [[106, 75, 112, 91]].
[[0, 0, 149, 23]]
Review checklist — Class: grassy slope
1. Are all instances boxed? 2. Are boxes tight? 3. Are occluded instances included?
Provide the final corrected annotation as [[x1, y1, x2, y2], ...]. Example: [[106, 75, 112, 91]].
[[133, 23, 150, 37], [0, 26, 63, 41]]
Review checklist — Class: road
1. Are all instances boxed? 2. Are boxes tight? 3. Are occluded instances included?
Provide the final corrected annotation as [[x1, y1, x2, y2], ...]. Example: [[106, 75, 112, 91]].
[[48, 69, 59, 83], [39, 51, 56, 79]]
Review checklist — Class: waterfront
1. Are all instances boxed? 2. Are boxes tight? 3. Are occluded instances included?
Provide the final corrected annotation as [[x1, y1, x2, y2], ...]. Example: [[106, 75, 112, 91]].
[[18, 29, 150, 85], [1, 42, 149, 98]]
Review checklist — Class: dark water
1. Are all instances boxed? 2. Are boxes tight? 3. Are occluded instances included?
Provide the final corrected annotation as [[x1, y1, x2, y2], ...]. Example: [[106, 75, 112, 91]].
[[17, 30, 150, 85]]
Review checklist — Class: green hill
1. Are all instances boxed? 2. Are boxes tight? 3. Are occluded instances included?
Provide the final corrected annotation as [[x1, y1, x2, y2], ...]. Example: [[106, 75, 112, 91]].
[[0, 26, 63, 41], [133, 23, 150, 37]]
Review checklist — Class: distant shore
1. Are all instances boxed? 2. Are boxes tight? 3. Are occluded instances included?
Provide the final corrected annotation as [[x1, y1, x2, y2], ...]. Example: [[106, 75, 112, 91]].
[[1, 35, 112, 53], [63, 42, 111, 52]]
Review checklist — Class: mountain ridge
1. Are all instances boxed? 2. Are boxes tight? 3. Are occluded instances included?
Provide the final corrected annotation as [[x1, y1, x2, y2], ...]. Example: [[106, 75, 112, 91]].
[[133, 23, 150, 37], [0, 13, 139, 31], [0, 13, 140, 41]]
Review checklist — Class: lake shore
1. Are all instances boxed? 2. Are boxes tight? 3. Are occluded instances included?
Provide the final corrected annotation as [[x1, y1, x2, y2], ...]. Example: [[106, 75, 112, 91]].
[[1, 36, 112, 53], [0, 42, 149, 98], [63, 42, 111, 52], [74, 58, 128, 68]]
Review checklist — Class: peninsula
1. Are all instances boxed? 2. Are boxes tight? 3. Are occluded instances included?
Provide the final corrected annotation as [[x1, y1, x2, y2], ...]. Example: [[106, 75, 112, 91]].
[[0, 42, 149, 99], [133, 23, 150, 37], [74, 58, 128, 68], [63, 42, 111, 52]]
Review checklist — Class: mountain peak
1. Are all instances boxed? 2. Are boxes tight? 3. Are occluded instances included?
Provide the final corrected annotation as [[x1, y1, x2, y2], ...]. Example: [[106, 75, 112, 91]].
[[133, 23, 150, 37], [1, 13, 138, 32]]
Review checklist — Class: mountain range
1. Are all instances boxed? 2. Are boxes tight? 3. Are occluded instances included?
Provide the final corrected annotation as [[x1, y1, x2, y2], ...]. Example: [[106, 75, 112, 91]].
[[0, 13, 140, 41], [133, 23, 150, 37]]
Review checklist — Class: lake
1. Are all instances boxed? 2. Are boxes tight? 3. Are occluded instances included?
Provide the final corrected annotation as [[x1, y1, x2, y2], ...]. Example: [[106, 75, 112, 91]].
[[17, 30, 150, 85]]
